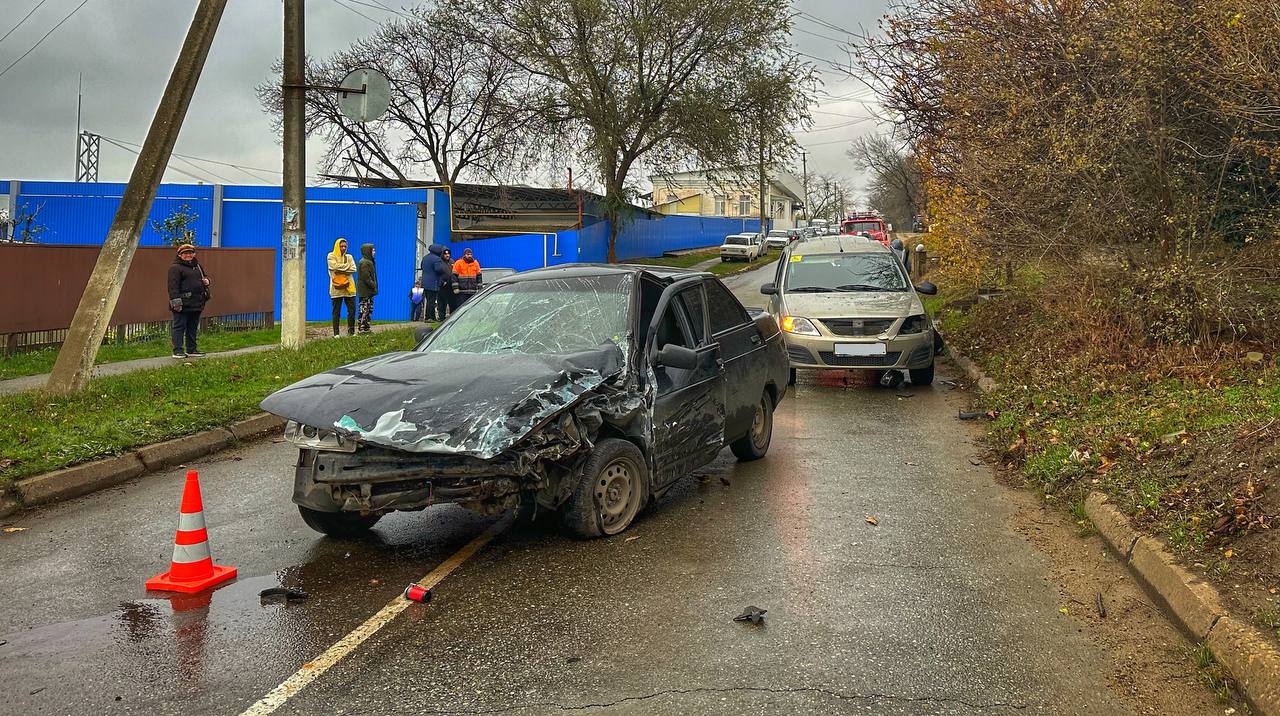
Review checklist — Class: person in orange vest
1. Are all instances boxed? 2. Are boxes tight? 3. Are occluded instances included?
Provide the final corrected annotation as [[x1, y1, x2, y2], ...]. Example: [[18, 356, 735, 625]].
[[453, 247, 482, 305]]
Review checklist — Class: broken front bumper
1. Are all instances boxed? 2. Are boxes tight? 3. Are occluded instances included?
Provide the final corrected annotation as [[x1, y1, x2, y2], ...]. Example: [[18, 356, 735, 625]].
[[782, 329, 934, 370], [292, 448, 526, 516]]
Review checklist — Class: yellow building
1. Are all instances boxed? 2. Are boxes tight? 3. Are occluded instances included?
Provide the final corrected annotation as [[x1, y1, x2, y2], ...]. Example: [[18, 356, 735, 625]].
[[648, 168, 805, 229]]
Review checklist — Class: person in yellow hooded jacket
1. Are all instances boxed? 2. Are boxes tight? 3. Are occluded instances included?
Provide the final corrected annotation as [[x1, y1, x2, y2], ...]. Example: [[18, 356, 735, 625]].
[[327, 237, 357, 336]]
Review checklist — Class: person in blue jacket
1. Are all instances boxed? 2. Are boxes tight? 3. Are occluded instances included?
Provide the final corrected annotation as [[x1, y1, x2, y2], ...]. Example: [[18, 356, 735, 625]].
[[419, 243, 446, 321]]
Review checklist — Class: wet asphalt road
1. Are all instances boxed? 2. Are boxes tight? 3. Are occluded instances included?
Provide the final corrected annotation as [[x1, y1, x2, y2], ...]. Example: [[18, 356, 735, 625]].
[[1, 263, 1131, 715]]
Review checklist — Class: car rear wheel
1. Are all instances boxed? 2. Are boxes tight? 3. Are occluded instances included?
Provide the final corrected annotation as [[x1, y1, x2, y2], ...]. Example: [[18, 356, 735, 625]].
[[298, 506, 381, 538], [562, 439, 649, 538], [730, 392, 774, 461], [788, 367, 797, 385], [910, 362, 935, 386]]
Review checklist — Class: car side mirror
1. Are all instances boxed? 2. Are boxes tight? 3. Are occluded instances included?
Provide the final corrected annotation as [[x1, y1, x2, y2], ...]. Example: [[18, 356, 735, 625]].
[[414, 325, 436, 343], [915, 281, 938, 296], [655, 343, 699, 371], [760, 283, 777, 295]]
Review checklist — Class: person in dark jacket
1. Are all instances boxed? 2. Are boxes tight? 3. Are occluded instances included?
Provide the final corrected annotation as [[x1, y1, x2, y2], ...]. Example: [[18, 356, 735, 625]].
[[355, 243, 378, 333], [167, 243, 210, 358], [418, 243, 446, 321], [438, 248, 456, 318]]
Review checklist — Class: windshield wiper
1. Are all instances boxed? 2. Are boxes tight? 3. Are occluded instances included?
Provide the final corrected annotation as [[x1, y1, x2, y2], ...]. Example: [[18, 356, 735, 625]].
[[833, 284, 887, 292], [789, 286, 835, 293]]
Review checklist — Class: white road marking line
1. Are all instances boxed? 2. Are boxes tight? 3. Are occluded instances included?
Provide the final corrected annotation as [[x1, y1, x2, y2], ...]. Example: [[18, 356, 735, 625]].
[[239, 518, 510, 716]]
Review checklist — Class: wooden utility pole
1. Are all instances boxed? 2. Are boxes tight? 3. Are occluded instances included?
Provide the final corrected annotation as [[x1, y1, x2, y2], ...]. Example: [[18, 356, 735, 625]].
[[46, 0, 227, 394], [280, 0, 307, 349]]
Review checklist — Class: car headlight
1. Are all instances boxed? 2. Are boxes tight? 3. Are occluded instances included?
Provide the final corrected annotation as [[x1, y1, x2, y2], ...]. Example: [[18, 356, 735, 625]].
[[899, 314, 928, 334], [780, 315, 820, 336], [285, 420, 357, 452]]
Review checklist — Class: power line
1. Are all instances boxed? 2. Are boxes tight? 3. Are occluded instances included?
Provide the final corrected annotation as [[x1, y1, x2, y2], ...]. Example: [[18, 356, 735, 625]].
[[0, 0, 91, 82], [796, 10, 860, 39], [345, 0, 408, 18], [798, 117, 877, 133], [329, 0, 380, 25], [0, 0, 52, 47], [99, 135, 213, 183], [791, 23, 849, 46]]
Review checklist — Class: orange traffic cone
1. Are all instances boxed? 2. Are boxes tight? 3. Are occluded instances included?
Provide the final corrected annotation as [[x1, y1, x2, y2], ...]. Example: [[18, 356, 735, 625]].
[[145, 470, 237, 593]]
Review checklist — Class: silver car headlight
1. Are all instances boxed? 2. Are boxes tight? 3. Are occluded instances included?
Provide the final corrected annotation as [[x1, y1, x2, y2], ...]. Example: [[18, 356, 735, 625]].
[[780, 315, 821, 336], [285, 420, 358, 452]]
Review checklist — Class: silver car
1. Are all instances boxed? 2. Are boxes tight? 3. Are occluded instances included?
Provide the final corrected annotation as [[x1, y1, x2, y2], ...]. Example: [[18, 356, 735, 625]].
[[759, 236, 939, 385]]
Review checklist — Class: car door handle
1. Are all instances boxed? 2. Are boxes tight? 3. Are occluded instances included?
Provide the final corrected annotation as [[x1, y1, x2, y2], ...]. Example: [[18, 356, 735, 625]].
[[750, 334, 762, 345]]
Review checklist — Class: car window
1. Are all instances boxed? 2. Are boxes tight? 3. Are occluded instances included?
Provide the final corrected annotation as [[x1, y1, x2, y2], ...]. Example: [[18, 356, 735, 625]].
[[426, 274, 632, 355], [784, 253, 907, 293], [678, 285, 707, 345], [725, 236, 749, 245], [704, 280, 750, 334]]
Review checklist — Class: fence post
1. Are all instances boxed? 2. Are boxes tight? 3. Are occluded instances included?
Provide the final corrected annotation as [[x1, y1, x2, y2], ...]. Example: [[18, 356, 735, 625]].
[[914, 245, 928, 281], [210, 184, 223, 247], [5, 181, 17, 241]]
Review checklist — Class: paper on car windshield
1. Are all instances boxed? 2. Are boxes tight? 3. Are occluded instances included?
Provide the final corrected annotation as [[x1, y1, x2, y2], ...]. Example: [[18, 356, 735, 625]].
[[790, 255, 803, 262]]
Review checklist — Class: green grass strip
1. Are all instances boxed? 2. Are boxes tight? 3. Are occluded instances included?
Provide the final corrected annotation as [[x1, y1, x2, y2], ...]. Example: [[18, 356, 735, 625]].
[[0, 328, 415, 484]]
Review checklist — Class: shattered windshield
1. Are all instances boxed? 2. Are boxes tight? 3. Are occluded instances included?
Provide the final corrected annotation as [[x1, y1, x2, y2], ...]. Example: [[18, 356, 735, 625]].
[[424, 274, 633, 355], [785, 253, 908, 292]]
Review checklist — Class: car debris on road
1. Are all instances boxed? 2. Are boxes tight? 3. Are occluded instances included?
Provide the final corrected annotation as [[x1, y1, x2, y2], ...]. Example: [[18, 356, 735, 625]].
[[733, 606, 768, 625]]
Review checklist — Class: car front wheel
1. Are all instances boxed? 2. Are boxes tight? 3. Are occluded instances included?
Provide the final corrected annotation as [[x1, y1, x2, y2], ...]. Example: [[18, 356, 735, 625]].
[[910, 362, 935, 386], [298, 506, 382, 538], [562, 439, 649, 537], [730, 392, 774, 461]]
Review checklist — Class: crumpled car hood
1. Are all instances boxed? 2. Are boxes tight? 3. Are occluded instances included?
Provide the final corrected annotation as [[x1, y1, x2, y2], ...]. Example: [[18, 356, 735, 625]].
[[260, 346, 626, 459]]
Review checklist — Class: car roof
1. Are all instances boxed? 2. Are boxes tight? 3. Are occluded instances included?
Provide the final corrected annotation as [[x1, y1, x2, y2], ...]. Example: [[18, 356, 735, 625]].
[[494, 263, 707, 284], [789, 236, 891, 255]]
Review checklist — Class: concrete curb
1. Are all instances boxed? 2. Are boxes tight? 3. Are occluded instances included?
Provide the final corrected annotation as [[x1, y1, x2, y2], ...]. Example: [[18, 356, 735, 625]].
[[959, 348, 1280, 713], [944, 348, 1000, 392], [2, 413, 285, 519], [1085, 492, 1280, 715]]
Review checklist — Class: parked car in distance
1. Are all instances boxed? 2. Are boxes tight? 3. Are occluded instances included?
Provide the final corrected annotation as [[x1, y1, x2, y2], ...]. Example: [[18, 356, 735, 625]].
[[760, 236, 939, 386], [720, 233, 763, 262], [262, 264, 791, 539], [765, 229, 791, 251]]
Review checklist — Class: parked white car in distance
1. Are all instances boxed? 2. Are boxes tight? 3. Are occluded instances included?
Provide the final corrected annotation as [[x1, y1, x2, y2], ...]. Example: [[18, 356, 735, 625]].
[[720, 233, 763, 262], [765, 229, 791, 251]]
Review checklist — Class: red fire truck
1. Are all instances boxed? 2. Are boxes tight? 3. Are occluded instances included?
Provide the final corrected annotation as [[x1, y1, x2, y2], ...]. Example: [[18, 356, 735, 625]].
[[838, 212, 890, 247]]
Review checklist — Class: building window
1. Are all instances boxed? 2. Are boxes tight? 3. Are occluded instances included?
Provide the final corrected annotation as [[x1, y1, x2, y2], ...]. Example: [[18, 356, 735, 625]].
[[738, 194, 751, 216], [714, 195, 726, 215]]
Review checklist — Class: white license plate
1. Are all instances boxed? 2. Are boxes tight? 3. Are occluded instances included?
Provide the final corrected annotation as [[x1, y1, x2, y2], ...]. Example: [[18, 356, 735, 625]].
[[834, 343, 886, 357]]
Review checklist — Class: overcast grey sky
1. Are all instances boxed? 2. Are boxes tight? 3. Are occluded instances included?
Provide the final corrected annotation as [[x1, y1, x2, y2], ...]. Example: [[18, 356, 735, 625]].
[[0, 0, 892, 196]]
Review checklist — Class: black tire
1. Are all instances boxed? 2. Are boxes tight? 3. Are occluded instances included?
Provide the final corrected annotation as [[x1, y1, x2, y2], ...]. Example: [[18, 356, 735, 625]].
[[298, 505, 381, 538], [730, 391, 774, 461], [910, 362, 935, 386], [720, 258, 728, 263], [788, 367, 797, 386], [561, 439, 649, 538]]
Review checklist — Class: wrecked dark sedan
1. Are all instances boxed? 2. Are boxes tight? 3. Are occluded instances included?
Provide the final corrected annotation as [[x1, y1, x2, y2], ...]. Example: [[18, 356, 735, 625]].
[[260, 264, 790, 538]]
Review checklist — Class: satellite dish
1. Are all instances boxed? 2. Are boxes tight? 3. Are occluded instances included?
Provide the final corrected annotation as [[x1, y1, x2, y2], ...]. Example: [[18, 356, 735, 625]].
[[337, 68, 390, 123]]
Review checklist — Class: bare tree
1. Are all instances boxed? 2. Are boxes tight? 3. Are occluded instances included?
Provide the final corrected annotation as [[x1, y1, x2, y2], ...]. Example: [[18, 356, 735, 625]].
[[451, 0, 814, 261], [847, 134, 925, 229], [258, 6, 546, 184]]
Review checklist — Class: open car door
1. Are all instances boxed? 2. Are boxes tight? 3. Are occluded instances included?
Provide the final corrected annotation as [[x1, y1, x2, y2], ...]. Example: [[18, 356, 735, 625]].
[[645, 278, 727, 488]]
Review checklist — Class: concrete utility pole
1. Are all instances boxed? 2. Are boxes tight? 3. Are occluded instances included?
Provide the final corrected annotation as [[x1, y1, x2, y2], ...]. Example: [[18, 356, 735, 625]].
[[46, 0, 227, 394], [758, 124, 768, 237], [800, 150, 809, 223], [280, 0, 307, 349]]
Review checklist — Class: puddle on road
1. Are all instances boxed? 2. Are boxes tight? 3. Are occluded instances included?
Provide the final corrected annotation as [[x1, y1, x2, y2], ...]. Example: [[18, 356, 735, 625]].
[[0, 509, 498, 707]]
